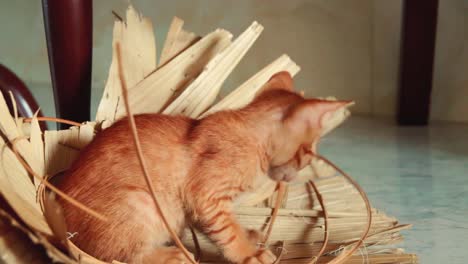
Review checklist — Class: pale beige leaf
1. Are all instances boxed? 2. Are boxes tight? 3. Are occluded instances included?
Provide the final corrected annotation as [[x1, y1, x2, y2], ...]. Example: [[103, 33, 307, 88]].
[[0, 137, 52, 236], [44, 129, 80, 177], [0, 93, 46, 189], [0, 93, 42, 208], [43, 123, 96, 178], [0, 92, 21, 141], [7, 91, 22, 137], [78, 122, 96, 149], [42, 192, 69, 250], [114, 29, 232, 119], [159, 17, 200, 66], [29, 116, 45, 189], [200, 54, 300, 118], [163, 21, 264, 118], [96, 5, 157, 123]]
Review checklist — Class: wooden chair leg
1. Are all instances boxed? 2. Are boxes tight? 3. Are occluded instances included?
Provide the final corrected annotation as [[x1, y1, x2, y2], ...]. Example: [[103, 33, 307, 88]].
[[42, 0, 93, 129], [398, 0, 438, 126], [0, 64, 47, 131]]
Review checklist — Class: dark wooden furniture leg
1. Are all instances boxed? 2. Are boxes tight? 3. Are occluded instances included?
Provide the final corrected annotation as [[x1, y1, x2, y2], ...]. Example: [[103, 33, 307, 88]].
[[42, 0, 92, 129], [398, 0, 439, 126], [0, 64, 47, 131]]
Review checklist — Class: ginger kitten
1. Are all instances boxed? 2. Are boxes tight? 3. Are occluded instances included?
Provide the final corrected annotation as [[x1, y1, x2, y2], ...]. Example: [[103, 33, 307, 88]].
[[58, 72, 350, 263]]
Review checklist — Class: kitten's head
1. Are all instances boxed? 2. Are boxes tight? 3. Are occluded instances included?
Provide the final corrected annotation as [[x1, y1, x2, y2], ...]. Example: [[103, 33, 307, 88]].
[[256, 71, 353, 171]]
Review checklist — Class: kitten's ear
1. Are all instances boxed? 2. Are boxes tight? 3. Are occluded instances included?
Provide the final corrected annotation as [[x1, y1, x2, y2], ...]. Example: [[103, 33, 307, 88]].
[[255, 71, 294, 96], [284, 99, 354, 136]]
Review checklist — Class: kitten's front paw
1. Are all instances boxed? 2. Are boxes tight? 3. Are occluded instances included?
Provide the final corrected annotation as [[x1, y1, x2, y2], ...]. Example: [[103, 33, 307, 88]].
[[246, 229, 264, 246], [269, 165, 297, 182], [243, 249, 276, 264]]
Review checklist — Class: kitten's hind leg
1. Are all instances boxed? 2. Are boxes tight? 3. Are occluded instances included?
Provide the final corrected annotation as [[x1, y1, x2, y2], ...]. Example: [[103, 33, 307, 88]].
[[141, 246, 194, 264]]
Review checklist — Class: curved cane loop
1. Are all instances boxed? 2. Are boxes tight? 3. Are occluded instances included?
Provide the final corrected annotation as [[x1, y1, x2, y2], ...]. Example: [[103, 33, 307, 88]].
[[272, 241, 286, 264], [307, 179, 329, 264], [190, 225, 202, 262], [312, 154, 372, 264], [116, 42, 197, 264], [261, 181, 287, 264], [23, 117, 82, 127], [262, 181, 287, 244]]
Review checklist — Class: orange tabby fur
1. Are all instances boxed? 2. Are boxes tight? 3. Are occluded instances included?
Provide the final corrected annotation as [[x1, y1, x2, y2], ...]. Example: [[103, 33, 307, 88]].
[[58, 72, 349, 263]]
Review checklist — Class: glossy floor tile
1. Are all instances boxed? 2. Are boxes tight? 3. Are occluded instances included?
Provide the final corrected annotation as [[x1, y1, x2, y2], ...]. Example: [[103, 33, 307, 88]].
[[320, 116, 468, 264]]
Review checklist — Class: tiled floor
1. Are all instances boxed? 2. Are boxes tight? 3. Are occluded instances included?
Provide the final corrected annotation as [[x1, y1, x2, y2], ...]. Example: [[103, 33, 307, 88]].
[[321, 116, 468, 264]]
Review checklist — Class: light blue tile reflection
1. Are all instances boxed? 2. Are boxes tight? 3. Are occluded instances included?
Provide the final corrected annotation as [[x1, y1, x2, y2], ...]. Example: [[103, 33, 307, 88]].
[[320, 116, 468, 264]]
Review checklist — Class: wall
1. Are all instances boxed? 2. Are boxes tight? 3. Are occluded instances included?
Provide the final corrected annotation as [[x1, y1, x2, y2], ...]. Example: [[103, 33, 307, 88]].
[[371, 0, 468, 123], [431, 0, 468, 123], [0, 1, 467, 122], [371, 0, 402, 117]]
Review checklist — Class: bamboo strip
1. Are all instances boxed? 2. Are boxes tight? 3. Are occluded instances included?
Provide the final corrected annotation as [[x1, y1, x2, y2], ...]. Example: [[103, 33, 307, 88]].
[[190, 236, 417, 264], [0, 93, 43, 192], [245, 220, 392, 233], [44, 129, 79, 177], [29, 116, 44, 189], [159, 17, 200, 66], [197, 241, 410, 262], [8, 92, 21, 136], [96, 5, 157, 124], [0, 137, 52, 235], [287, 187, 360, 202], [200, 55, 300, 118], [235, 207, 322, 217], [0, 92, 20, 140], [0, 139, 36, 209], [44, 122, 96, 177], [262, 241, 405, 261], [117, 29, 232, 119], [287, 184, 353, 200], [294, 181, 357, 195], [290, 175, 347, 191], [42, 193, 69, 250], [336, 224, 411, 245], [226, 224, 393, 237], [286, 199, 363, 212], [274, 254, 418, 264], [234, 207, 390, 221], [288, 180, 352, 194], [295, 202, 365, 213], [183, 217, 403, 252], [163, 21, 264, 117]]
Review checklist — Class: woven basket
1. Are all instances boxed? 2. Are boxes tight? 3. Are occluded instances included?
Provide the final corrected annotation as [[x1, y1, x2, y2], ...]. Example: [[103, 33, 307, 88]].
[[0, 5, 417, 264]]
